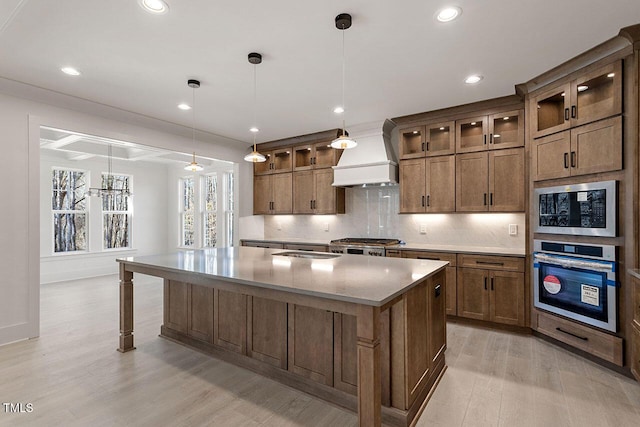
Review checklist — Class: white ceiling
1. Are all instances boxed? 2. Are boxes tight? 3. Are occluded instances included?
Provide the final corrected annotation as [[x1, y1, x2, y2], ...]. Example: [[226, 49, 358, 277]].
[[2, 1, 640, 146]]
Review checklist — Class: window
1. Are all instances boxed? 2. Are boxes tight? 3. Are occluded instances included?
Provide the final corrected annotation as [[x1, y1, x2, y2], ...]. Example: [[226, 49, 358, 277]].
[[180, 177, 195, 246], [203, 174, 217, 247], [52, 168, 87, 252], [102, 174, 132, 249], [225, 172, 235, 246]]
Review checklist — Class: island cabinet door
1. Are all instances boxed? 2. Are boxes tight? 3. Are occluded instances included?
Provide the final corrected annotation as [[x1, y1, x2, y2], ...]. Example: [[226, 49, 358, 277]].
[[213, 290, 247, 354], [246, 296, 288, 369], [428, 270, 447, 367], [188, 285, 214, 344], [287, 304, 334, 386], [333, 313, 358, 395], [392, 280, 430, 410], [164, 280, 188, 334]]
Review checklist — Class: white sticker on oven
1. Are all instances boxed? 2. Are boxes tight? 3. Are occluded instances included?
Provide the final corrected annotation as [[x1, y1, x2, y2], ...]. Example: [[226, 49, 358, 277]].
[[543, 275, 561, 294], [577, 191, 588, 202], [581, 284, 599, 306]]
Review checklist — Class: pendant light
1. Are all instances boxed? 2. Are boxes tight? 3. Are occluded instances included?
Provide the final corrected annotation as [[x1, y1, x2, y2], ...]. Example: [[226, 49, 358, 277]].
[[331, 13, 357, 150], [184, 79, 204, 172], [87, 144, 132, 198], [244, 52, 267, 163]]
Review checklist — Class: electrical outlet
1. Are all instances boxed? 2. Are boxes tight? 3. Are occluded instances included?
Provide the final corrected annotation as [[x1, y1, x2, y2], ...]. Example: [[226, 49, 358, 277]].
[[419, 224, 427, 234], [509, 224, 518, 236], [324, 222, 330, 232]]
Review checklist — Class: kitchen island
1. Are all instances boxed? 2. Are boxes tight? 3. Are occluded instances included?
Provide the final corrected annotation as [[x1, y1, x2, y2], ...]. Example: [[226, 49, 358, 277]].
[[117, 247, 448, 427]]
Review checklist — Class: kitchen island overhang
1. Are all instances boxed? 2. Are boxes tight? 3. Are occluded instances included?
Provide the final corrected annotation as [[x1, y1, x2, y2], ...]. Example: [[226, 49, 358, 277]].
[[117, 247, 448, 427]]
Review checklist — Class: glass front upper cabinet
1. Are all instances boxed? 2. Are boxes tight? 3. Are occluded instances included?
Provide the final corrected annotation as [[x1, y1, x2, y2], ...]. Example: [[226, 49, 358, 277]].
[[455, 116, 488, 153], [425, 121, 455, 156], [399, 126, 425, 159], [489, 110, 524, 149]]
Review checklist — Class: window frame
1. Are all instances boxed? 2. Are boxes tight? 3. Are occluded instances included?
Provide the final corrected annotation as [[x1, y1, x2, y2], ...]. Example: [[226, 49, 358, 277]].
[[202, 172, 218, 248], [179, 175, 196, 248], [101, 172, 133, 251], [51, 166, 89, 255]]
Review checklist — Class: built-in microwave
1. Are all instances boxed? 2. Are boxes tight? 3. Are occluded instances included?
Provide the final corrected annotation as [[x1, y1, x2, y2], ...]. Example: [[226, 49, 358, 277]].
[[533, 180, 616, 237]]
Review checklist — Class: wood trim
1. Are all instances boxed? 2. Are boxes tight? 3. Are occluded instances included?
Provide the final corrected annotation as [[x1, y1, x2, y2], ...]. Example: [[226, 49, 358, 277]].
[[619, 23, 640, 49], [257, 129, 341, 151], [392, 95, 523, 127]]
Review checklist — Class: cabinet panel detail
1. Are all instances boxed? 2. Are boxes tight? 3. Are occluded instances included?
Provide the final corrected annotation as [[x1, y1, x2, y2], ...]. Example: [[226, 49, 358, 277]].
[[214, 290, 247, 354], [288, 304, 334, 386], [247, 297, 287, 369]]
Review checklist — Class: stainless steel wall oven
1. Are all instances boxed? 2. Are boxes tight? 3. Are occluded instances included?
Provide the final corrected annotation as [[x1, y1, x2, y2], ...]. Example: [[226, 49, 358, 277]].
[[533, 239, 617, 332]]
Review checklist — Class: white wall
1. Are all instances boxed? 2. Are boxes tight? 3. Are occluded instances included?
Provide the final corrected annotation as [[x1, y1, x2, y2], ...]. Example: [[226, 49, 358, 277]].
[[39, 151, 170, 283], [263, 186, 526, 249], [0, 78, 251, 346]]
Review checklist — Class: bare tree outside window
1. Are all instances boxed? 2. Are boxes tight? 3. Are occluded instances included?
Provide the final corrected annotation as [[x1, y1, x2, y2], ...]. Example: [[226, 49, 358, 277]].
[[181, 177, 195, 246], [102, 174, 131, 249], [203, 174, 217, 247], [225, 172, 234, 246], [52, 169, 87, 252]]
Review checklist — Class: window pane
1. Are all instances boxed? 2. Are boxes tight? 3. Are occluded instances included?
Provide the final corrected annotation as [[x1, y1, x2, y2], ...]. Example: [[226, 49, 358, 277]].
[[54, 213, 86, 252], [183, 212, 194, 246], [205, 175, 217, 212], [226, 211, 234, 247], [102, 174, 129, 211], [227, 172, 234, 211], [204, 212, 216, 247], [104, 214, 129, 249], [183, 178, 194, 211]]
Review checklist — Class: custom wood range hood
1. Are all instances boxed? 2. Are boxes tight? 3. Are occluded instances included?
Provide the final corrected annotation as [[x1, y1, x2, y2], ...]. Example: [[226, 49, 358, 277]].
[[331, 119, 399, 187]]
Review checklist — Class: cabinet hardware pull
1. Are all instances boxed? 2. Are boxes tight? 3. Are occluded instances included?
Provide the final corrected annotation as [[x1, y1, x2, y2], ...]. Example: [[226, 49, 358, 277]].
[[434, 284, 441, 298], [490, 193, 493, 206], [484, 277, 487, 290], [418, 256, 440, 260], [426, 141, 430, 151], [483, 193, 487, 205], [556, 327, 588, 341], [427, 195, 430, 207], [489, 133, 493, 144], [484, 134, 487, 145], [571, 151, 576, 168], [564, 152, 569, 168], [422, 142, 425, 152], [564, 108, 570, 121], [571, 105, 576, 119], [310, 200, 313, 210], [422, 195, 425, 207], [476, 261, 504, 266], [490, 277, 494, 291]]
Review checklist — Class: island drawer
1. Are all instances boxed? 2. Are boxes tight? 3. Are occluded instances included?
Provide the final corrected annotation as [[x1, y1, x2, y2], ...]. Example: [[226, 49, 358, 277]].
[[241, 240, 284, 249], [401, 250, 456, 266], [283, 243, 328, 252], [535, 311, 623, 366], [457, 254, 524, 272]]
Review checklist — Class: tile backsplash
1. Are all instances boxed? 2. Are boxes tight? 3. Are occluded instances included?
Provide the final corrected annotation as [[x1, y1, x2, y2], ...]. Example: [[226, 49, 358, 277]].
[[261, 186, 525, 249]]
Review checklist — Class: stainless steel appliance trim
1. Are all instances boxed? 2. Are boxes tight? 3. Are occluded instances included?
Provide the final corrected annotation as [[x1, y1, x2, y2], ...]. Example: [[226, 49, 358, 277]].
[[533, 180, 616, 237]]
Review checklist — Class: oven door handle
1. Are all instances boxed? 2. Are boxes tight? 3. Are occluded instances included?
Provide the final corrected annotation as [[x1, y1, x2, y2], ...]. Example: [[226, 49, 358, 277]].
[[533, 253, 614, 273]]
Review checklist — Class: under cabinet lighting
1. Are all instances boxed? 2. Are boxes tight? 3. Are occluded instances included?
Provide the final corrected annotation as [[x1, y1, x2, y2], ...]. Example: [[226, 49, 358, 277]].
[[470, 122, 476, 125], [436, 6, 462, 22], [61, 67, 81, 76], [578, 85, 589, 92], [503, 116, 509, 120], [439, 127, 445, 130], [413, 131, 419, 134], [561, 92, 565, 97], [464, 74, 483, 84], [494, 134, 501, 138], [607, 73, 615, 78]]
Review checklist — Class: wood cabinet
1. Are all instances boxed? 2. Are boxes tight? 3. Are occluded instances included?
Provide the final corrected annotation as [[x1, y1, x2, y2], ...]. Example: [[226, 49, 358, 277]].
[[531, 116, 622, 181], [213, 290, 247, 354], [400, 156, 455, 213], [163, 280, 213, 343], [400, 250, 457, 316], [293, 141, 342, 170], [247, 296, 287, 369], [632, 275, 640, 381], [427, 269, 447, 367], [283, 243, 328, 252], [253, 173, 292, 214], [241, 240, 284, 249], [456, 110, 524, 153], [163, 280, 188, 334], [293, 169, 345, 214], [288, 304, 334, 386], [254, 148, 293, 175], [457, 254, 525, 326], [333, 313, 358, 395], [456, 148, 524, 212], [531, 61, 622, 139], [399, 121, 455, 159]]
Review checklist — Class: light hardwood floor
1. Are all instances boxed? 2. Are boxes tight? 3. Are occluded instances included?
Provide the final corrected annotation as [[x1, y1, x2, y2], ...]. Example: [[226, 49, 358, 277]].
[[0, 275, 639, 426]]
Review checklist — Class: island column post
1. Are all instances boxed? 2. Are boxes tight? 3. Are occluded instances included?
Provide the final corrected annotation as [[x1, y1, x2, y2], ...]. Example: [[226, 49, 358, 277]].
[[356, 304, 381, 427], [117, 262, 135, 352]]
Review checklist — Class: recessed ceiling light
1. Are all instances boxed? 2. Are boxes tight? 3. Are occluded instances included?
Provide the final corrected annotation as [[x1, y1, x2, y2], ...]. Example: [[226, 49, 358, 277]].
[[436, 6, 462, 22], [177, 103, 191, 110], [607, 73, 615, 78], [61, 67, 81, 76], [333, 106, 344, 114], [578, 85, 589, 92], [464, 74, 483, 84], [139, 0, 169, 14], [250, 127, 259, 133]]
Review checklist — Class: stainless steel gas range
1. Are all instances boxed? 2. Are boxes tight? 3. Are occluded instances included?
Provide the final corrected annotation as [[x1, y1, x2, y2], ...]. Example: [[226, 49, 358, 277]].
[[329, 238, 401, 257]]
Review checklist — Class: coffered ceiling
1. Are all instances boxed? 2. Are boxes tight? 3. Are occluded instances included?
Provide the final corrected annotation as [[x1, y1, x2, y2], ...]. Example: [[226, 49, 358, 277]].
[[1, 0, 639, 145]]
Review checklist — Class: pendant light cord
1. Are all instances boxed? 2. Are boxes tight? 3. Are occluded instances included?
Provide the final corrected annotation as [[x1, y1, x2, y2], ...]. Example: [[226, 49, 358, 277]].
[[192, 84, 196, 146], [341, 24, 346, 135], [253, 62, 258, 151]]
